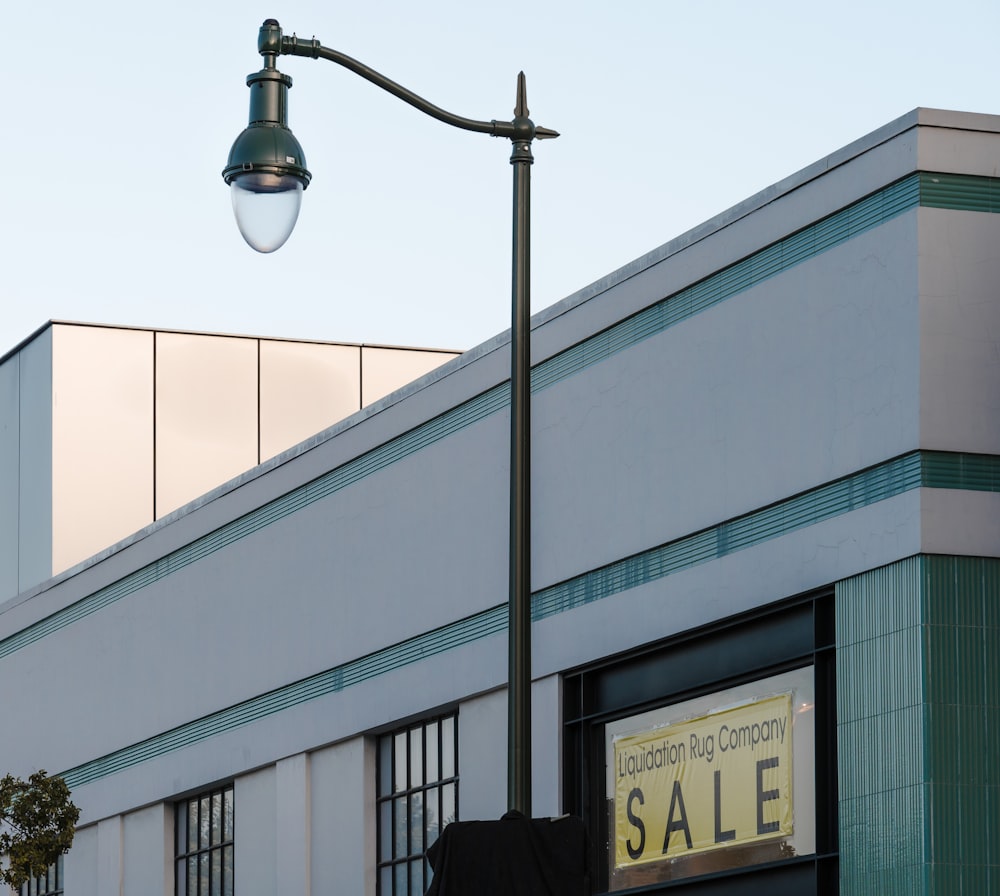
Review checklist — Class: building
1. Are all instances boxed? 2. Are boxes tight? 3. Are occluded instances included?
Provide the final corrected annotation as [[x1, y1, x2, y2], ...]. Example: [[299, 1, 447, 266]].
[[0, 323, 457, 601], [1, 108, 998, 896]]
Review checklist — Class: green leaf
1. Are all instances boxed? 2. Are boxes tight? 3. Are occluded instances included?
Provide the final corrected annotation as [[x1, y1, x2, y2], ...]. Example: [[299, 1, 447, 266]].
[[0, 771, 80, 890]]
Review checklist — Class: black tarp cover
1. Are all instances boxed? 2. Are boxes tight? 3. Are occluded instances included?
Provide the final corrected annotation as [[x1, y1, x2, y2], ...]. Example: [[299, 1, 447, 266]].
[[426, 810, 589, 896]]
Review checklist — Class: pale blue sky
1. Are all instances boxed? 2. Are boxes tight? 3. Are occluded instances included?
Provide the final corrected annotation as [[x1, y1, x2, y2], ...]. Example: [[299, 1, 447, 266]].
[[4, 0, 999, 355]]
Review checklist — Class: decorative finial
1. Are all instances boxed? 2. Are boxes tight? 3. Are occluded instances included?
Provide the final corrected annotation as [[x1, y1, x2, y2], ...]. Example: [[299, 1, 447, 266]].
[[514, 72, 529, 119]]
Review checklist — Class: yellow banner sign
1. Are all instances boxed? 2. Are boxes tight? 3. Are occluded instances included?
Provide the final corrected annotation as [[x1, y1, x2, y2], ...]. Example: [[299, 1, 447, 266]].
[[613, 693, 792, 868]]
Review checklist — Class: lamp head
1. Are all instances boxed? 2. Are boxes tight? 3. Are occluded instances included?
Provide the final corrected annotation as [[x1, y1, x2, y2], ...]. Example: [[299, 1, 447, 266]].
[[223, 44, 312, 253]]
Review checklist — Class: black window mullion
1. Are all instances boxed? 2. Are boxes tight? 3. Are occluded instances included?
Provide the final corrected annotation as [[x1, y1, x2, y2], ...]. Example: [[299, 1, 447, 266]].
[[421, 724, 428, 870]]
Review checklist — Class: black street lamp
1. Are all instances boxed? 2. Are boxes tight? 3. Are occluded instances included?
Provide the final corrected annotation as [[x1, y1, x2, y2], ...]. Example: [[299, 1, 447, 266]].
[[223, 19, 558, 817]]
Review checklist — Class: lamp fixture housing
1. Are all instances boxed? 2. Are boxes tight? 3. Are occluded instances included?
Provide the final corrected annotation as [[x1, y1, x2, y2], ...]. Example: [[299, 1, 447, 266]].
[[223, 64, 311, 252]]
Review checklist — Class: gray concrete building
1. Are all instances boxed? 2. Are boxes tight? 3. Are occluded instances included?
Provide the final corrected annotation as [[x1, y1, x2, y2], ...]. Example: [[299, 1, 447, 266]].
[[2, 108, 999, 896]]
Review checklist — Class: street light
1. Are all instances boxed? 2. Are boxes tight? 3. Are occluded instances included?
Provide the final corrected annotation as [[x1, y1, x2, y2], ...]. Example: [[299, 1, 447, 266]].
[[223, 19, 558, 816]]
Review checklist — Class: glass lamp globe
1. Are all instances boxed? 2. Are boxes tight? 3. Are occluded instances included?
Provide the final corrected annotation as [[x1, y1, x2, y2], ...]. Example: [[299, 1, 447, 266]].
[[230, 171, 305, 253]]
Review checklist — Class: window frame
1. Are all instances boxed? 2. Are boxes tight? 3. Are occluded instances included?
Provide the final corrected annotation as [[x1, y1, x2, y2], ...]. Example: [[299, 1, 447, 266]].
[[376, 711, 459, 896], [174, 784, 235, 896]]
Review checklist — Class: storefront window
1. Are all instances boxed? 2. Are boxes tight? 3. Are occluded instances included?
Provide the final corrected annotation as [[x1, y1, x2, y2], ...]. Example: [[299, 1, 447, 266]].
[[563, 592, 837, 894], [606, 667, 815, 889]]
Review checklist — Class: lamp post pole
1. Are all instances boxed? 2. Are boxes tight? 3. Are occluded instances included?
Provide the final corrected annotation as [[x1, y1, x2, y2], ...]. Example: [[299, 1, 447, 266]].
[[223, 20, 558, 816], [507, 76, 533, 815]]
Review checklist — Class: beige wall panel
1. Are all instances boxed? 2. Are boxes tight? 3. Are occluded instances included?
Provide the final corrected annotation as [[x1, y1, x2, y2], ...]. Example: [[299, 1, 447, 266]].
[[155, 333, 258, 518], [360, 347, 456, 407], [259, 340, 361, 461], [52, 325, 153, 575]]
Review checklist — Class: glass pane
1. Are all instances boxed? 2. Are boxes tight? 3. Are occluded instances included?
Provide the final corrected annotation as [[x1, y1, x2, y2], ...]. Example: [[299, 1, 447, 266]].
[[394, 863, 407, 896], [223, 788, 234, 842], [188, 801, 199, 853], [410, 792, 424, 854], [394, 732, 407, 792], [379, 865, 392, 896], [176, 859, 186, 896], [441, 783, 456, 828], [604, 666, 816, 890], [211, 847, 221, 896], [199, 797, 211, 849], [379, 735, 393, 796], [223, 845, 234, 896], [211, 792, 222, 846], [394, 797, 408, 858], [199, 853, 209, 896], [176, 805, 187, 856], [425, 721, 439, 782], [187, 856, 198, 896], [441, 716, 455, 778], [379, 800, 392, 862], [409, 859, 424, 896], [410, 728, 424, 788], [426, 787, 441, 848]]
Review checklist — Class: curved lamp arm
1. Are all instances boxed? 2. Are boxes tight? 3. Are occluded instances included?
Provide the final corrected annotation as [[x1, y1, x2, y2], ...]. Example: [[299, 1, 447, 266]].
[[276, 27, 560, 142]]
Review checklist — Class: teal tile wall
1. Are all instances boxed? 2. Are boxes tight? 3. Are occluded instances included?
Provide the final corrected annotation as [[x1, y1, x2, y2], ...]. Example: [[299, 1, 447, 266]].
[[837, 556, 1000, 895]]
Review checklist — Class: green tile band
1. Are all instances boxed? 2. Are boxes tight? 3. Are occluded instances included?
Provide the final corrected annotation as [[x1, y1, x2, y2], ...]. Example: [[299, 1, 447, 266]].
[[61, 450, 1000, 787], [534, 173, 922, 391], [63, 604, 509, 786], [6, 171, 990, 663], [920, 172, 1000, 213], [837, 555, 1000, 892]]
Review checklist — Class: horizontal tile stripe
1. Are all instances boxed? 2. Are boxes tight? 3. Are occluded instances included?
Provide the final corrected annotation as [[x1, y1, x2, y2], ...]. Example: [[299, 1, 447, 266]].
[[63, 605, 508, 786], [60, 450, 1000, 787], [532, 173, 923, 392], [6, 172, 994, 661], [920, 172, 1000, 213], [0, 380, 508, 661]]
